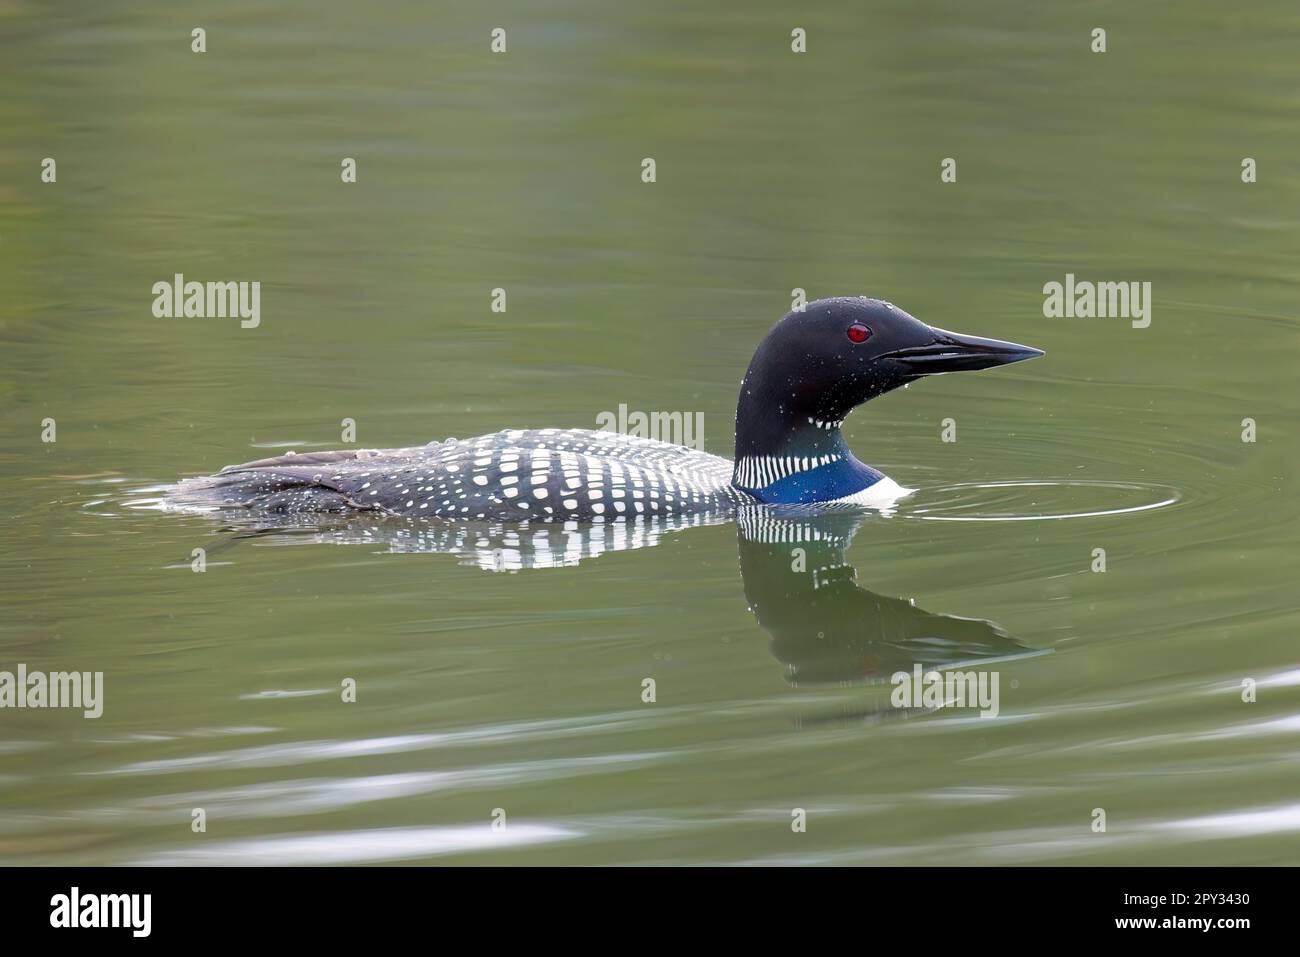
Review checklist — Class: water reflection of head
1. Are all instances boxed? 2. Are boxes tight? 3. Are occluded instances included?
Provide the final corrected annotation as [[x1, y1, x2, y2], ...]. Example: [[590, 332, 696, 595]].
[[736, 508, 1031, 685]]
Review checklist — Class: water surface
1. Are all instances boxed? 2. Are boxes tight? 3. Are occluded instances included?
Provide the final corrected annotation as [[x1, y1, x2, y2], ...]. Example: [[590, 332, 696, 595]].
[[1, 1, 1298, 865]]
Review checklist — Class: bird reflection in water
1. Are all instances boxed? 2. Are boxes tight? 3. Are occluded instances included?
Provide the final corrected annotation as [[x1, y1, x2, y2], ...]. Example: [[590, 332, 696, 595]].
[[735, 509, 1032, 685], [731, 508, 1041, 726], [197, 506, 1038, 718]]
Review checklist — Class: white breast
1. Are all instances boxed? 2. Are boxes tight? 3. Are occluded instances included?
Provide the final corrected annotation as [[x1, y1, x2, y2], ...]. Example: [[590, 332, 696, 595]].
[[825, 476, 914, 510]]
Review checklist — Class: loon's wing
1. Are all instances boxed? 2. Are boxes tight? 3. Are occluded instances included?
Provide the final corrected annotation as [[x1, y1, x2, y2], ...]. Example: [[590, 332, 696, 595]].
[[215, 449, 371, 472], [467, 428, 735, 482], [168, 429, 744, 520], [170, 445, 436, 512], [168, 464, 383, 513]]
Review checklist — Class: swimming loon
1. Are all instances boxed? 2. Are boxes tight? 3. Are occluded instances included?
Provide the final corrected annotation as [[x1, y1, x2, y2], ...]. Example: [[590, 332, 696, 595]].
[[168, 297, 1042, 520]]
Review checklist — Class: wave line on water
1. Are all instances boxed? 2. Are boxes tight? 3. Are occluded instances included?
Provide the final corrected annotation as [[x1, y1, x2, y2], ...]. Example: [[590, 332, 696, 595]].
[[903, 480, 1182, 523]]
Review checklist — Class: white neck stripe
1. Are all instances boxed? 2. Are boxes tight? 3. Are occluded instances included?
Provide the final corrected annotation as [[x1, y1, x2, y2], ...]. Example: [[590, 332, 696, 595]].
[[733, 453, 841, 489]]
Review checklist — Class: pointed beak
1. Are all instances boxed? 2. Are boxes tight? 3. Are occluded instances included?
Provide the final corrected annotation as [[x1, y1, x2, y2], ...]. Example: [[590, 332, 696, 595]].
[[886, 327, 1044, 375]]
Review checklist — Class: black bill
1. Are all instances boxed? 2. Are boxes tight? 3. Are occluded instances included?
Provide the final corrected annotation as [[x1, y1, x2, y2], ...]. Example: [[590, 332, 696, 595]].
[[886, 327, 1044, 374]]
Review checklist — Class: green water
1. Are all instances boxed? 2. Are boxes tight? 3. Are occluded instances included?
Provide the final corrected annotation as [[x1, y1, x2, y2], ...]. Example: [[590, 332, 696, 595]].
[[2, 1, 1298, 865]]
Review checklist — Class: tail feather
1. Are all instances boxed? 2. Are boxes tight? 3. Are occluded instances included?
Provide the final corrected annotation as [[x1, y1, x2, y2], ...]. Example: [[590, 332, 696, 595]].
[[168, 468, 376, 514]]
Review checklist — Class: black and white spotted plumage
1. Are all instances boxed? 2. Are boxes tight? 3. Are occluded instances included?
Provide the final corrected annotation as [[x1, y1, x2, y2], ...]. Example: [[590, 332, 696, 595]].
[[169, 428, 755, 522]]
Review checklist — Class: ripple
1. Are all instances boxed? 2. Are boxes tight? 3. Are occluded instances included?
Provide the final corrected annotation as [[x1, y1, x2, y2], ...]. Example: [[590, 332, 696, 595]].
[[900, 480, 1182, 523], [94, 710, 691, 775], [1156, 803, 1300, 837], [134, 823, 579, 866]]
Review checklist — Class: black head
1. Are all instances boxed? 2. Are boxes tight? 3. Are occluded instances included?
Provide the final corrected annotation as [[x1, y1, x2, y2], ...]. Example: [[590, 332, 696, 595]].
[[735, 296, 1042, 457]]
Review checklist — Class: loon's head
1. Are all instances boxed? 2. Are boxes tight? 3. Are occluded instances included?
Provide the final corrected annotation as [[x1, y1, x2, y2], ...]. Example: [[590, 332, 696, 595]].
[[733, 296, 1043, 502]]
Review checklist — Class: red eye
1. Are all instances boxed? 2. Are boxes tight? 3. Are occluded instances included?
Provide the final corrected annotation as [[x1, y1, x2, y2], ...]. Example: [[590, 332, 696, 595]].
[[846, 322, 871, 343]]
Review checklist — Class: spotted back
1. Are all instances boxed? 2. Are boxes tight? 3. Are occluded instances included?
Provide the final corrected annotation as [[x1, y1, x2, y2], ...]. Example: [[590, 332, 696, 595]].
[[170, 428, 753, 521]]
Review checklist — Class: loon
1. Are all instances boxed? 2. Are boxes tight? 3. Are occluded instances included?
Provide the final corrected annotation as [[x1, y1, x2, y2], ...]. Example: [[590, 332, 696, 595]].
[[168, 297, 1042, 521]]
